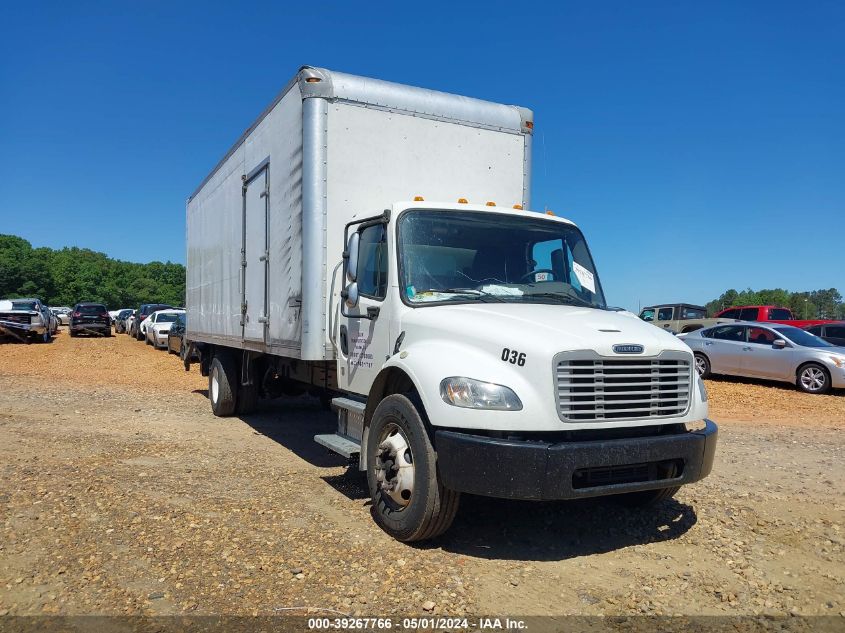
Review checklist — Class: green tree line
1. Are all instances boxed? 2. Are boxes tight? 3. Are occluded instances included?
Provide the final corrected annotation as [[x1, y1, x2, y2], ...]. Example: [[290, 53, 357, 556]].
[[705, 288, 845, 320], [0, 234, 185, 308]]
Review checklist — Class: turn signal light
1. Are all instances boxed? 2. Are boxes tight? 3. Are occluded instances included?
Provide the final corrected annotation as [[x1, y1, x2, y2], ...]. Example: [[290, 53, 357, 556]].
[[414, 196, 424, 201], [457, 198, 468, 204], [546, 210, 555, 216], [513, 204, 523, 210], [525, 121, 534, 129], [486, 201, 496, 206], [305, 77, 321, 83]]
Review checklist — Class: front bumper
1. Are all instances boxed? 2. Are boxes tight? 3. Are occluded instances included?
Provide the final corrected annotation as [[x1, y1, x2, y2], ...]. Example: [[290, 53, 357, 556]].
[[153, 331, 169, 344], [0, 320, 45, 335], [435, 420, 717, 500]]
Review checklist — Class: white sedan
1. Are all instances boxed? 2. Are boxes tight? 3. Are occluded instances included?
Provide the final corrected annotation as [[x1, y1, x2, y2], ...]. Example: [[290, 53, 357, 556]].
[[51, 307, 72, 326], [145, 309, 185, 349]]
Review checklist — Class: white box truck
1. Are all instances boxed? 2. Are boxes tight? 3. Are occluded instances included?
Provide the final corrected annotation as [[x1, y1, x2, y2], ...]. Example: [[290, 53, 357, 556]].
[[186, 66, 717, 541]]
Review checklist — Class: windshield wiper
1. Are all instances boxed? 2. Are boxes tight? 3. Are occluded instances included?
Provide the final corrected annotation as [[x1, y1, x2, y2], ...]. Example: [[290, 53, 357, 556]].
[[414, 288, 506, 302], [523, 292, 598, 309]]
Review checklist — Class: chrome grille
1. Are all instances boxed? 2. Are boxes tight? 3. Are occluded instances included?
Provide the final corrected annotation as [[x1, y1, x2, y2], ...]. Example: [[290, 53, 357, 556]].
[[555, 352, 692, 422]]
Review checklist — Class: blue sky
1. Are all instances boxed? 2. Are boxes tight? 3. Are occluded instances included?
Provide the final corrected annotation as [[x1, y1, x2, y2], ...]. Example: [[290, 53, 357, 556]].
[[1, 1, 842, 312]]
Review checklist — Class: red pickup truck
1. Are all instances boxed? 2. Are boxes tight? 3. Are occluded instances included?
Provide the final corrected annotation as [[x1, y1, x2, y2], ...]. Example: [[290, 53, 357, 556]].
[[714, 305, 838, 328]]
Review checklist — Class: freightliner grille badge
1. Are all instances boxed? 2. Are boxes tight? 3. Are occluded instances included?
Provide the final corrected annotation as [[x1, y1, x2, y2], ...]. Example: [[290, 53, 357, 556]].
[[613, 344, 644, 354]]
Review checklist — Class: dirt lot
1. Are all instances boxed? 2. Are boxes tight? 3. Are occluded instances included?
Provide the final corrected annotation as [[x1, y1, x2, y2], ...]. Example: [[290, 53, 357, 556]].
[[1, 331, 844, 620]]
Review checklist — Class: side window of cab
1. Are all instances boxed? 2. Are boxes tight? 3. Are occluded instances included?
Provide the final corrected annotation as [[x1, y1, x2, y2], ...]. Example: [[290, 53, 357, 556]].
[[639, 308, 655, 322], [357, 224, 388, 300], [657, 306, 674, 321]]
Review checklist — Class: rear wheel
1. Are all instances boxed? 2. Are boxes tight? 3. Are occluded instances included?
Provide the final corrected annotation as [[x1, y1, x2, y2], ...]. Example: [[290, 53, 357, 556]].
[[797, 363, 830, 394], [694, 353, 711, 379], [209, 352, 238, 416], [366, 394, 459, 542]]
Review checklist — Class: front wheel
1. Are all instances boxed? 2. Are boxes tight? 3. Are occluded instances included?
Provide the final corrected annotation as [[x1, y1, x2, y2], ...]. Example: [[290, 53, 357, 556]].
[[797, 363, 830, 394], [366, 394, 459, 542], [694, 353, 711, 379]]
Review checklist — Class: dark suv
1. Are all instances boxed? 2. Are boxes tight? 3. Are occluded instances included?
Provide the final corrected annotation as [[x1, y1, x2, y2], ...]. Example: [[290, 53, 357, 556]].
[[132, 303, 173, 340], [69, 303, 112, 337]]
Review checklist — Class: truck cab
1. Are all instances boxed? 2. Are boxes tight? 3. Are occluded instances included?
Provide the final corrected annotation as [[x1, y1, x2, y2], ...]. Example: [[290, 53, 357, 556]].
[[331, 201, 716, 540]]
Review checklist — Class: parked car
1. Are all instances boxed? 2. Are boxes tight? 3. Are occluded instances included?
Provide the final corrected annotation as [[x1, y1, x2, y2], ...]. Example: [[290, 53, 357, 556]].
[[804, 322, 845, 347], [131, 303, 173, 340], [683, 322, 845, 394], [0, 298, 53, 343], [714, 305, 839, 329], [69, 302, 112, 337], [166, 312, 189, 358], [639, 303, 737, 334], [145, 309, 185, 349], [125, 313, 136, 336], [114, 308, 134, 333], [51, 307, 72, 326]]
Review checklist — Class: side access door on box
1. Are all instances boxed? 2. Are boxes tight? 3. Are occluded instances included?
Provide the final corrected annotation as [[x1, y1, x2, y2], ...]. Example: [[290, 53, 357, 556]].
[[242, 159, 270, 344]]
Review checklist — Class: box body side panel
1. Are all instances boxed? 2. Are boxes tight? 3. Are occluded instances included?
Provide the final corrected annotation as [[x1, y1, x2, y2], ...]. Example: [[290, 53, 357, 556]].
[[187, 88, 303, 351]]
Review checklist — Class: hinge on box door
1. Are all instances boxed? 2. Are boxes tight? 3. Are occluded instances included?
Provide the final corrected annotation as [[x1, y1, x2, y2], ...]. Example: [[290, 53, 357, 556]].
[[258, 315, 269, 324], [259, 250, 269, 262], [260, 189, 269, 199]]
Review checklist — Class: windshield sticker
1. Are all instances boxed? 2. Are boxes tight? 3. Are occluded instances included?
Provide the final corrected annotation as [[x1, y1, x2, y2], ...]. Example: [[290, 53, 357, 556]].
[[406, 285, 416, 299], [572, 262, 596, 294], [481, 285, 524, 296]]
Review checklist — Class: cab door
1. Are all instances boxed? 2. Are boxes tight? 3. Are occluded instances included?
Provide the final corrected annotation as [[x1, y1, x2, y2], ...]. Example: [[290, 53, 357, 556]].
[[656, 306, 676, 331], [338, 219, 392, 396]]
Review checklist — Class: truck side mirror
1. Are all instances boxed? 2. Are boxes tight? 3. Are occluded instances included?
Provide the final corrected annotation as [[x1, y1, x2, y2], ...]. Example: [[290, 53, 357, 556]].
[[346, 232, 360, 283], [773, 339, 787, 349], [343, 282, 359, 309]]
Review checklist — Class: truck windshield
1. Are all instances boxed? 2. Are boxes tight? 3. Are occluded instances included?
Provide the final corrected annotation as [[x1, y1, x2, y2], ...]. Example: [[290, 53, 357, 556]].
[[398, 210, 606, 308]]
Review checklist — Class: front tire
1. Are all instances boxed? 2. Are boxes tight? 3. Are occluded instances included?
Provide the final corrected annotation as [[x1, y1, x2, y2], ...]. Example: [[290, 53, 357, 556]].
[[209, 352, 238, 416], [694, 353, 711, 379], [797, 363, 831, 394], [366, 394, 459, 542]]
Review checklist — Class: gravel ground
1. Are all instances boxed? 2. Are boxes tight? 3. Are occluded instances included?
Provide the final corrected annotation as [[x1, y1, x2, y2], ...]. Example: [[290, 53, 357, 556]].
[[1, 331, 843, 619]]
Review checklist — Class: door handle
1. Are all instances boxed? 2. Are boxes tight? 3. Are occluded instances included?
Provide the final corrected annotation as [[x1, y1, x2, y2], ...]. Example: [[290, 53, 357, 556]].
[[742, 346, 752, 351], [339, 325, 348, 356]]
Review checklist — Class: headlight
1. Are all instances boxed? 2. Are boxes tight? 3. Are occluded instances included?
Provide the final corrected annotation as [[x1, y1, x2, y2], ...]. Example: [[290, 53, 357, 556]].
[[696, 374, 708, 402], [439, 377, 523, 411], [828, 355, 845, 368]]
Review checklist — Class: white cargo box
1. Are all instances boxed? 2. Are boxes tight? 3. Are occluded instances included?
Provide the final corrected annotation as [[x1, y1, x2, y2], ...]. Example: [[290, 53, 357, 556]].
[[187, 66, 533, 360]]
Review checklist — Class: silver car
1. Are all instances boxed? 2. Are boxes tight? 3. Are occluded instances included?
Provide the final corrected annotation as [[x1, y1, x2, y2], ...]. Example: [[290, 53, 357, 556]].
[[683, 322, 845, 394]]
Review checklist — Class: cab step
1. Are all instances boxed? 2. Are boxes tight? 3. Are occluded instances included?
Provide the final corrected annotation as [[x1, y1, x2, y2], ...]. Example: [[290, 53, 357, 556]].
[[313, 397, 365, 458], [314, 433, 360, 459]]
